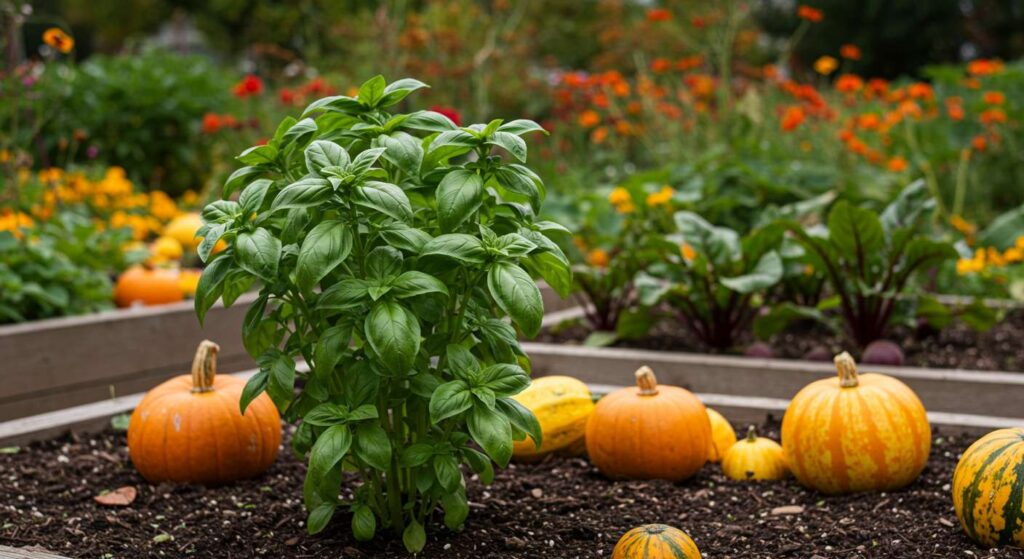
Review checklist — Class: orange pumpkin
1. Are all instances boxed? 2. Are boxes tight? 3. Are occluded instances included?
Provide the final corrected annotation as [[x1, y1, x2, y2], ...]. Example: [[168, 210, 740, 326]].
[[612, 524, 701, 559], [781, 351, 930, 494], [586, 366, 710, 481], [128, 340, 281, 484], [706, 408, 737, 463], [114, 265, 185, 307]]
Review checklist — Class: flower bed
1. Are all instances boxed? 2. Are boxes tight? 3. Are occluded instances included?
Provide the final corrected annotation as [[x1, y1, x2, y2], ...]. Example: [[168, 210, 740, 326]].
[[0, 421, 988, 558]]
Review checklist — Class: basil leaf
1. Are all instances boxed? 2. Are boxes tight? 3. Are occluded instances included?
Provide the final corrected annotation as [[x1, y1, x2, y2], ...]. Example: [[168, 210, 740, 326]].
[[487, 262, 543, 337]]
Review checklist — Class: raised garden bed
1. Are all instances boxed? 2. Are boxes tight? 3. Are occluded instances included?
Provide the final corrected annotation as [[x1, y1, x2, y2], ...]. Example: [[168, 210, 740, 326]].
[[0, 420, 1003, 559], [0, 295, 256, 422]]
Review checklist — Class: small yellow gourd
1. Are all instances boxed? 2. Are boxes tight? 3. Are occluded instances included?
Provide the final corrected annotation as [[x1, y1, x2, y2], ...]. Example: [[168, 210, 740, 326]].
[[721, 426, 787, 481], [706, 408, 737, 463], [512, 376, 595, 460]]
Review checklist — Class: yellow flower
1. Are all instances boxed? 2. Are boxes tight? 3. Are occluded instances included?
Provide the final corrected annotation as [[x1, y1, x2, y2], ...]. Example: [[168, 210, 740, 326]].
[[680, 243, 697, 261], [1015, 236, 1024, 250], [149, 236, 184, 263], [1004, 248, 1023, 263], [949, 215, 976, 237], [42, 28, 74, 54], [813, 56, 838, 76], [645, 185, 675, 207], [586, 249, 610, 268], [608, 187, 635, 213]]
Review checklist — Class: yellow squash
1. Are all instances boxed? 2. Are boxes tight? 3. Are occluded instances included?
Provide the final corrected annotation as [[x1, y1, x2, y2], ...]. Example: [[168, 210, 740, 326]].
[[721, 426, 787, 481], [781, 352, 930, 494], [706, 408, 737, 463], [612, 524, 701, 559], [512, 375, 595, 460], [952, 428, 1024, 548]]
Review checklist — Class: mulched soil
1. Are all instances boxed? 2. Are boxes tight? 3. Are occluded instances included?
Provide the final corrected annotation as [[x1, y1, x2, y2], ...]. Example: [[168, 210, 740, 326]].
[[3, 420, 1023, 558], [539, 309, 1024, 372]]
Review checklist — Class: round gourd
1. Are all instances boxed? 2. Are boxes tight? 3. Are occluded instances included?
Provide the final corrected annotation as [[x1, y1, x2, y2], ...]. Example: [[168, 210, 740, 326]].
[[512, 375, 595, 461], [721, 426, 787, 481], [612, 524, 701, 559], [163, 212, 203, 250], [952, 428, 1024, 548], [128, 341, 281, 484], [114, 265, 185, 307], [586, 366, 710, 481], [706, 408, 737, 463], [781, 352, 930, 494]]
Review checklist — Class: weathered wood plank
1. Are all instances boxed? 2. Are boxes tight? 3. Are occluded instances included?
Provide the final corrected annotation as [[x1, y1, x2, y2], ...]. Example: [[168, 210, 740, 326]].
[[524, 342, 1024, 420], [0, 546, 70, 559], [0, 293, 256, 421]]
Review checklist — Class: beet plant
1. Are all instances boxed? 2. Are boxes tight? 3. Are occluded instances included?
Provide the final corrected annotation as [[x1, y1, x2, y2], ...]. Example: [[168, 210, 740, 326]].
[[193, 76, 570, 552]]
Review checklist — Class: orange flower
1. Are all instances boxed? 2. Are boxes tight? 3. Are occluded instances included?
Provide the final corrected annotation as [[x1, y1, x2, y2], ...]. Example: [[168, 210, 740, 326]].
[[680, 243, 697, 261], [962, 77, 981, 90], [42, 28, 74, 54], [856, 113, 880, 130], [762, 64, 779, 80], [839, 44, 861, 60], [972, 135, 987, 152], [591, 126, 609, 144], [865, 78, 889, 99], [586, 249, 610, 268], [646, 8, 673, 22], [201, 113, 222, 134], [835, 74, 863, 93], [615, 120, 633, 135], [886, 156, 908, 172], [578, 110, 600, 128], [612, 81, 630, 97], [907, 82, 934, 101], [813, 56, 838, 75], [651, 58, 673, 74], [646, 185, 674, 207], [945, 98, 964, 121], [781, 106, 806, 132], [675, 56, 704, 72], [983, 91, 1005, 105], [967, 59, 1004, 77], [797, 5, 824, 22], [980, 108, 1007, 125]]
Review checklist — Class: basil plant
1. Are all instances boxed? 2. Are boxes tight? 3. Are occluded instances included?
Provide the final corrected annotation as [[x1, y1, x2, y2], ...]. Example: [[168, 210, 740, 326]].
[[194, 76, 571, 552]]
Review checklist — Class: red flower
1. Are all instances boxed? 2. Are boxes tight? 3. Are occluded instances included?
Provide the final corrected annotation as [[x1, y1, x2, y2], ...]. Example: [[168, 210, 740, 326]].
[[279, 88, 296, 105], [646, 8, 672, 22], [797, 5, 823, 23], [233, 74, 264, 98], [201, 113, 221, 134], [430, 106, 462, 126]]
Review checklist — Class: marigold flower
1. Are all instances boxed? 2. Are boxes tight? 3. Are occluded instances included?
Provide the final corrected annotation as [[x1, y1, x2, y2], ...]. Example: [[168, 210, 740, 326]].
[[983, 91, 1005, 105], [780, 106, 806, 132], [950, 215, 977, 238], [586, 249, 610, 268], [907, 82, 933, 101], [856, 113, 880, 130], [676, 56, 704, 72], [762, 64, 779, 80], [956, 256, 984, 275], [797, 5, 823, 22], [591, 126, 609, 144], [813, 56, 838, 76], [201, 113, 221, 134], [42, 28, 74, 54], [835, 74, 863, 93], [979, 108, 1006, 125], [608, 187, 634, 213], [967, 59, 1004, 77], [839, 44, 861, 60], [646, 8, 672, 22], [577, 110, 600, 128], [945, 98, 964, 121], [680, 243, 697, 261], [865, 78, 888, 99], [651, 58, 673, 74], [886, 156, 908, 172], [972, 134, 987, 152], [646, 186, 674, 207]]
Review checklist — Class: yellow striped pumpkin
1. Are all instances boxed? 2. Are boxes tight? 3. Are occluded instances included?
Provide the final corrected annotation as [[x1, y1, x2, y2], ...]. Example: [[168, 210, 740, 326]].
[[781, 352, 930, 494], [706, 408, 737, 463], [612, 524, 701, 559], [512, 375, 594, 460], [952, 428, 1024, 548], [721, 426, 787, 481]]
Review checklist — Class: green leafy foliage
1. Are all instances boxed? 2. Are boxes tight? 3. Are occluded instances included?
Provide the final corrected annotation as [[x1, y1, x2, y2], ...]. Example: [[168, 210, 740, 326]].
[[759, 182, 958, 347], [195, 76, 565, 552]]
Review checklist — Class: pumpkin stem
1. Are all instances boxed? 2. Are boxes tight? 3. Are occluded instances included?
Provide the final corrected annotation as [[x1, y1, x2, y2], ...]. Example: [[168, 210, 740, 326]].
[[746, 425, 758, 442], [191, 340, 220, 393], [634, 366, 659, 396], [834, 351, 859, 388]]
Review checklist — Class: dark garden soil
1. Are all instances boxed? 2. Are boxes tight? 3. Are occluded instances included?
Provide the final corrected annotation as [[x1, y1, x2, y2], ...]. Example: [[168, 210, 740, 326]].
[[3, 420, 1023, 559], [539, 309, 1024, 372]]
